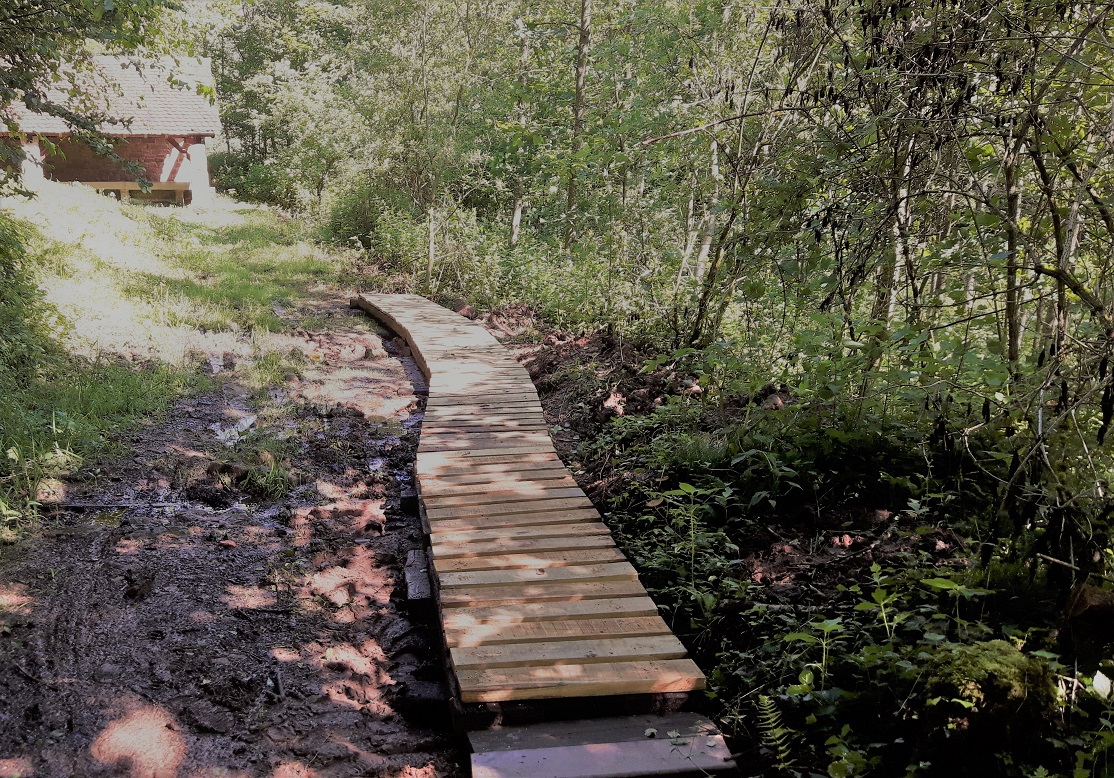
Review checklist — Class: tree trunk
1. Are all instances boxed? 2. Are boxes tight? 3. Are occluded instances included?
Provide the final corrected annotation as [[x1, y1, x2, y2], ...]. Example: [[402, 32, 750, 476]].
[[563, 0, 592, 250], [510, 18, 529, 248], [1004, 152, 1022, 365]]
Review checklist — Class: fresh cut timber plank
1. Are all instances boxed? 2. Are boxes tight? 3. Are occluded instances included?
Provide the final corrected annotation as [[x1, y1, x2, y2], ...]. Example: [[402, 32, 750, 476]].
[[433, 547, 627, 573], [420, 470, 575, 489], [428, 508, 602, 532], [470, 726, 735, 778], [431, 534, 615, 558], [417, 447, 558, 467], [445, 615, 673, 648], [455, 659, 706, 702], [419, 436, 554, 452], [421, 415, 547, 426], [429, 521, 613, 545], [417, 457, 565, 477], [426, 394, 540, 407], [438, 579, 646, 608], [425, 497, 595, 521], [420, 421, 549, 432], [418, 435, 553, 447], [432, 381, 536, 393], [442, 596, 659, 628], [451, 635, 689, 670], [420, 486, 587, 508], [438, 562, 638, 589]]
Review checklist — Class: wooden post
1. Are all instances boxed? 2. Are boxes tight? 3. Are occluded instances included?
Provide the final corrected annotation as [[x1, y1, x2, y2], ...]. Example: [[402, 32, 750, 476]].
[[20, 137, 44, 185], [427, 207, 436, 282]]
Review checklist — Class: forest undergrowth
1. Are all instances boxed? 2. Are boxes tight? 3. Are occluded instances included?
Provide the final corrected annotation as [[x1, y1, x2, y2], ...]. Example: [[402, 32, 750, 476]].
[[516, 324, 1114, 777], [6, 0, 1114, 771]]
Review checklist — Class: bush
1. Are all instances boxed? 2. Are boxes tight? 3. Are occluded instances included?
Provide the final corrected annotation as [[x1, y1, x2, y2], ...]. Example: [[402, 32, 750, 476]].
[[209, 151, 301, 211]]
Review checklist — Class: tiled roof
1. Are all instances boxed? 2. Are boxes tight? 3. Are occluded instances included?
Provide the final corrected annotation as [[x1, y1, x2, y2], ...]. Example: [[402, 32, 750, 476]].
[[2, 56, 221, 138]]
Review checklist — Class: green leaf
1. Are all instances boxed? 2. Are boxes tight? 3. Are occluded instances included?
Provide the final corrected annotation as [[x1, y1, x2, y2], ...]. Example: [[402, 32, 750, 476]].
[[921, 577, 960, 590], [783, 632, 820, 644]]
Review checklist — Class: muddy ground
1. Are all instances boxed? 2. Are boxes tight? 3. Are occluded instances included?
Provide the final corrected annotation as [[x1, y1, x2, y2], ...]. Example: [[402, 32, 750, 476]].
[[0, 301, 466, 778]]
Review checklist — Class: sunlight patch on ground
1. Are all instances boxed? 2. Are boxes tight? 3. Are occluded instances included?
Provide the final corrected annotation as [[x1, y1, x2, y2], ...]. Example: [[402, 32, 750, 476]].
[[0, 757, 34, 778], [222, 583, 278, 609], [1, 181, 338, 371], [89, 703, 185, 778]]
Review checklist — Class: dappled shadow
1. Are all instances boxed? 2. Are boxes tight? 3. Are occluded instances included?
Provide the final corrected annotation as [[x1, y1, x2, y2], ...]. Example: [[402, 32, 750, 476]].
[[0, 300, 464, 777]]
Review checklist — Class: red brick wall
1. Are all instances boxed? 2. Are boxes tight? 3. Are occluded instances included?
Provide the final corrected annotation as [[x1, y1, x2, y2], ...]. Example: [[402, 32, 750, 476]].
[[45, 137, 174, 182]]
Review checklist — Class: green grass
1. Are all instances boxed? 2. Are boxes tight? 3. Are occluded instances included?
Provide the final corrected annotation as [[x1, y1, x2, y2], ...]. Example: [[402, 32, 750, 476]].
[[123, 207, 344, 333], [1, 361, 204, 525], [0, 187, 354, 540]]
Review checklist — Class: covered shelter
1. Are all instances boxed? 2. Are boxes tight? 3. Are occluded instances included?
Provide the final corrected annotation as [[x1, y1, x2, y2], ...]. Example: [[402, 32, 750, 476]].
[[2, 56, 221, 205]]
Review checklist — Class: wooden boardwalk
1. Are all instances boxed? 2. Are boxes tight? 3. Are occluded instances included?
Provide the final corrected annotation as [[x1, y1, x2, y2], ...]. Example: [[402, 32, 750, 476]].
[[352, 294, 706, 706]]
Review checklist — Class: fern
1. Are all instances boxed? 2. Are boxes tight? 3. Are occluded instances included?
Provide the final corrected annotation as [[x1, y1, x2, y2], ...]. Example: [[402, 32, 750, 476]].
[[757, 694, 797, 770]]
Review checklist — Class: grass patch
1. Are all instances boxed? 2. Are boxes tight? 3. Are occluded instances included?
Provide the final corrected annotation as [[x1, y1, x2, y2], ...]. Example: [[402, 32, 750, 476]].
[[124, 207, 343, 333], [0, 211, 204, 537], [0, 185, 356, 541]]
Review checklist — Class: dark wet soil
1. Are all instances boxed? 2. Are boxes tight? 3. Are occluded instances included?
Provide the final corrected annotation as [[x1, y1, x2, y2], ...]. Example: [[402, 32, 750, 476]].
[[0, 302, 465, 778]]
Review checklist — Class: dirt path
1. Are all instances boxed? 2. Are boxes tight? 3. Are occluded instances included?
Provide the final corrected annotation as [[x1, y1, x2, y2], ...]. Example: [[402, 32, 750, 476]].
[[0, 300, 464, 778]]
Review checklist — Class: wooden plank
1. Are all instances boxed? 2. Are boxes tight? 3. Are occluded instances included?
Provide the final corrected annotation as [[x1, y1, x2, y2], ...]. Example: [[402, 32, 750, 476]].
[[424, 408, 543, 420], [431, 534, 614, 558], [420, 435, 555, 452], [421, 414, 547, 425], [456, 659, 706, 702], [417, 447, 558, 465], [426, 394, 540, 407], [434, 547, 627, 572], [429, 521, 613, 544], [470, 733, 734, 778], [445, 616, 673, 648], [421, 486, 587, 508], [452, 635, 688, 670], [428, 508, 602, 532], [439, 562, 638, 589], [418, 437, 554, 450], [468, 712, 726, 752], [439, 579, 646, 608], [418, 458, 565, 477], [425, 497, 595, 521], [442, 597, 659, 628], [420, 470, 574, 488], [405, 549, 432, 601], [423, 423, 549, 433]]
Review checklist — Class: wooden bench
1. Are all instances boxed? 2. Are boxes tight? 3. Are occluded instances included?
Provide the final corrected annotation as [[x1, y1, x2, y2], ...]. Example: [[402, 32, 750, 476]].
[[82, 180, 190, 205]]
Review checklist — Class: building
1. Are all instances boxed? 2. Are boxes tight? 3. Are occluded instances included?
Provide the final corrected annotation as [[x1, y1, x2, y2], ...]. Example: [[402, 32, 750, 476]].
[[1, 56, 221, 205]]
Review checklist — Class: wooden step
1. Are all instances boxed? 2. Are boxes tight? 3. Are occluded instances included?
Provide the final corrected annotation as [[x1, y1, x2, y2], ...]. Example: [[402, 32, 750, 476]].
[[468, 713, 737, 778]]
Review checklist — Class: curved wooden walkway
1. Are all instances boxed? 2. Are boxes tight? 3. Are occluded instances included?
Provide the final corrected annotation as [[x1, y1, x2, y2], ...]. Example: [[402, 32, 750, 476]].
[[352, 293, 706, 706]]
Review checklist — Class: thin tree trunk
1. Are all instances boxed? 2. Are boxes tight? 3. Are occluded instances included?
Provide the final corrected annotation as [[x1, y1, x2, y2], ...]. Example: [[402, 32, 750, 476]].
[[563, 0, 592, 249], [427, 207, 436, 283], [1004, 151, 1022, 365], [510, 19, 529, 248]]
